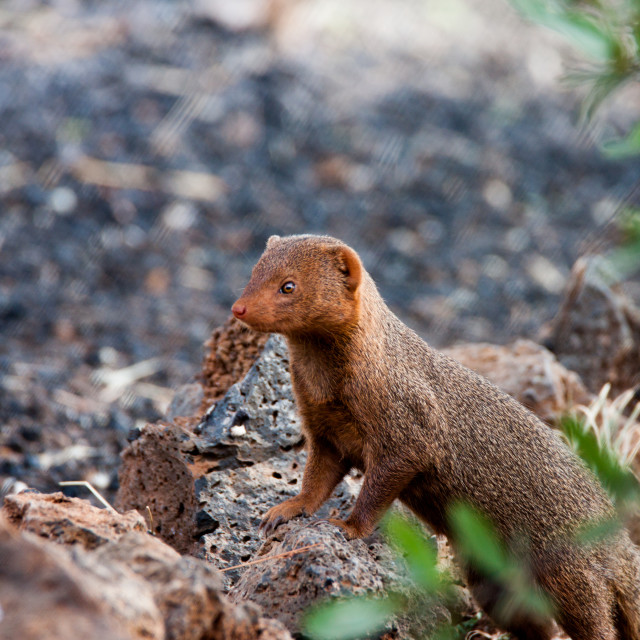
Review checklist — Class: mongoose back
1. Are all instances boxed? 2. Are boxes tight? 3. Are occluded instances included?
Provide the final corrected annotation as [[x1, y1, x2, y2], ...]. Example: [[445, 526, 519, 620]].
[[232, 234, 640, 640]]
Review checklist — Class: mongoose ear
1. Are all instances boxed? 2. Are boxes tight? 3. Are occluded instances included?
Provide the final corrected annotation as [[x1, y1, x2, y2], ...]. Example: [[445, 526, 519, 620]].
[[267, 235, 282, 249], [337, 246, 362, 294]]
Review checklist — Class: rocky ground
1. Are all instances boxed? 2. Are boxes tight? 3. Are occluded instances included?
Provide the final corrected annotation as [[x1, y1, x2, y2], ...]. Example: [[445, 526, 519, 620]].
[[1, 0, 640, 637], [3, 294, 638, 638], [1, 0, 639, 502]]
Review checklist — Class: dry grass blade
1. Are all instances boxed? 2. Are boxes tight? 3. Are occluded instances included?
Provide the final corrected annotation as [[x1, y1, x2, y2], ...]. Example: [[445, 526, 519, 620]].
[[59, 480, 118, 513], [575, 383, 640, 468], [220, 543, 323, 573], [146, 506, 155, 535]]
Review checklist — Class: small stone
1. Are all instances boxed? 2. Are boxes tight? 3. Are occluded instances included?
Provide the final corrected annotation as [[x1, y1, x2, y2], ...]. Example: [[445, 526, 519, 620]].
[[161, 201, 198, 230], [49, 187, 78, 215], [525, 254, 566, 294], [482, 178, 512, 211]]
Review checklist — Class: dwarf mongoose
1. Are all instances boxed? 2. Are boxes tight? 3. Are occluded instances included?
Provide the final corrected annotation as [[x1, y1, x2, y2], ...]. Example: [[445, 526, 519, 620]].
[[231, 234, 640, 640]]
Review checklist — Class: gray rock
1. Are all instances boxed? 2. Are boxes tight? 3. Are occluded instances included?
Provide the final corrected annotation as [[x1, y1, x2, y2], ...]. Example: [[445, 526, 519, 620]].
[[197, 456, 363, 584], [194, 335, 302, 466], [228, 519, 451, 637]]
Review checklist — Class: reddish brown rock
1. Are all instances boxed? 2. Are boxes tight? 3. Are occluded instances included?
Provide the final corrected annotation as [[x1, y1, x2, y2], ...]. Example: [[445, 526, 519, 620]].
[[0, 494, 293, 640], [116, 422, 200, 554], [444, 339, 592, 422], [3, 491, 147, 548], [0, 514, 137, 640], [200, 316, 269, 412]]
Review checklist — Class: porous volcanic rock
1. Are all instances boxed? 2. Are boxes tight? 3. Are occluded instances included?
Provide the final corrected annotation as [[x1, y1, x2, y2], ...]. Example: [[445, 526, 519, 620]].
[[228, 519, 452, 637], [117, 333, 362, 569], [199, 317, 270, 412], [546, 257, 640, 396], [116, 421, 201, 554]]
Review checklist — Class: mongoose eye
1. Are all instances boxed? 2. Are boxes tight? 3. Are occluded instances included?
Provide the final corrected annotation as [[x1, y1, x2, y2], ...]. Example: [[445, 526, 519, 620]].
[[279, 281, 296, 294]]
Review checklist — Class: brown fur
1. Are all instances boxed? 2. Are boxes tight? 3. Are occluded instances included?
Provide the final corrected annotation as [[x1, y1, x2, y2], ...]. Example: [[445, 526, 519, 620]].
[[232, 234, 640, 640]]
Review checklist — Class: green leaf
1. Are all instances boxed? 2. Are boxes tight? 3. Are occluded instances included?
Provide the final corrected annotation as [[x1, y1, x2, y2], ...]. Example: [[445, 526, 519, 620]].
[[602, 121, 640, 158], [543, 12, 615, 61], [303, 595, 398, 640], [559, 415, 640, 506], [509, 0, 615, 61], [383, 513, 442, 592], [575, 515, 622, 547], [447, 503, 508, 577]]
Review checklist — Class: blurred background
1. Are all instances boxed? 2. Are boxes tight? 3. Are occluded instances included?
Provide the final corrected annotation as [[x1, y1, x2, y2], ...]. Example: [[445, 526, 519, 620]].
[[0, 0, 638, 496]]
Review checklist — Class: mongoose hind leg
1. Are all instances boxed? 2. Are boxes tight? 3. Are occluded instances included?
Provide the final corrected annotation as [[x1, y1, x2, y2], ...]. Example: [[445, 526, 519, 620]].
[[538, 551, 618, 640], [466, 569, 554, 640]]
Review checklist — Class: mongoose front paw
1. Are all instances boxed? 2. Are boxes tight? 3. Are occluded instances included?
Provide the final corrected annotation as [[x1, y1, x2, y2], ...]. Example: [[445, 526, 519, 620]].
[[327, 517, 366, 539], [259, 499, 306, 537]]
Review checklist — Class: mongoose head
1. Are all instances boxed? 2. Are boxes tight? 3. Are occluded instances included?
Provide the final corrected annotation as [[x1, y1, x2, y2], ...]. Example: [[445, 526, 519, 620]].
[[232, 235, 363, 336]]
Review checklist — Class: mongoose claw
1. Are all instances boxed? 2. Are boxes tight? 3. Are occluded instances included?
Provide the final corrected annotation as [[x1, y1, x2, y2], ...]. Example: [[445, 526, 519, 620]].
[[308, 518, 332, 528], [259, 514, 284, 537]]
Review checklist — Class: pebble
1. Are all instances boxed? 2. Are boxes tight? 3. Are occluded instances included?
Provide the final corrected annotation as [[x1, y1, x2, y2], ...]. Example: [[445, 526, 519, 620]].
[[49, 187, 78, 215]]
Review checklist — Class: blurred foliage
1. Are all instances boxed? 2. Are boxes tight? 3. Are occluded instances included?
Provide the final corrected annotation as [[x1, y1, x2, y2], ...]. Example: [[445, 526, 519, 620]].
[[559, 410, 640, 547], [609, 207, 640, 279], [448, 503, 552, 623], [510, 0, 640, 156], [304, 594, 400, 640], [559, 411, 640, 509]]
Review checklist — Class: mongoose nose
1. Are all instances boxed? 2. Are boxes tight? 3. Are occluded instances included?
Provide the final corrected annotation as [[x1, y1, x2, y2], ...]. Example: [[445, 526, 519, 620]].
[[232, 303, 247, 319]]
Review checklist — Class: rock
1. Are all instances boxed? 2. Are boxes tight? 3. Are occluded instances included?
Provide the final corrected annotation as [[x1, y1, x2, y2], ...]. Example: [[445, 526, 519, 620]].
[[117, 334, 361, 567], [83, 531, 291, 640], [443, 338, 591, 422], [197, 457, 362, 582], [545, 257, 640, 396], [116, 319, 272, 554], [3, 491, 147, 549], [0, 514, 130, 640], [117, 422, 201, 554], [195, 334, 302, 467], [0, 493, 293, 640], [199, 317, 270, 414], [228, 519, 451, 637]]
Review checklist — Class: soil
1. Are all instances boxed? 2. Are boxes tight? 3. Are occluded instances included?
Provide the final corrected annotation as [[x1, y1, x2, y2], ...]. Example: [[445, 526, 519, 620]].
[[1, 0, 639, 504]]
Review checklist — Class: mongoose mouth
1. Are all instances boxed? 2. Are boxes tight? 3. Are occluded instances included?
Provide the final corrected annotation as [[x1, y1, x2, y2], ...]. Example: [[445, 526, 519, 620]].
[[231, 299, 274, 333]]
